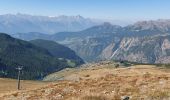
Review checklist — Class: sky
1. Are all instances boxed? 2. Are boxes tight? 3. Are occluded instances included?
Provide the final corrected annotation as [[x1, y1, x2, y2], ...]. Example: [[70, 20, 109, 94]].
[[0, 0, 170, 20]]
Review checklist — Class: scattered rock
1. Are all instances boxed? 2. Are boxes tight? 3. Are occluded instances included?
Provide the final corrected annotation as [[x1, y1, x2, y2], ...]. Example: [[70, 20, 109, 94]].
[[122, 96, 130, 100]]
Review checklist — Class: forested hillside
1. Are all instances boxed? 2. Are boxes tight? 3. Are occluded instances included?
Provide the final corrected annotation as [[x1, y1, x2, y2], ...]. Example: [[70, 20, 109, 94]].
[[0, 33, 83, 80]]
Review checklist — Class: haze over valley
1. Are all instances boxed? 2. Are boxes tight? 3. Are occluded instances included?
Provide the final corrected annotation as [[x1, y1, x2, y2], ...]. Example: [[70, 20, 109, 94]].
[[10, 18, 170, 64]]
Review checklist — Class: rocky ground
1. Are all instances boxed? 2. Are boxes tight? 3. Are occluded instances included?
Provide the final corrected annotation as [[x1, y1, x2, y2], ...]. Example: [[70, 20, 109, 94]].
[[0, 61, 170, 100]]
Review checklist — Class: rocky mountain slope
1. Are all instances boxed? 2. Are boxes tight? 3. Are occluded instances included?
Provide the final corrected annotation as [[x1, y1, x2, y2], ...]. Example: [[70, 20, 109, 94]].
[[107, 35, 170, 64], [0, 33, 84, 80], [12, 19, 170, 63], [0, 62, 170, 100]]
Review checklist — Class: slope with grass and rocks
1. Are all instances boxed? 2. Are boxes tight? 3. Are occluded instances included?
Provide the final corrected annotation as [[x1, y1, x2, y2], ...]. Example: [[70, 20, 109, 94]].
[[0, 61, 170, 100]]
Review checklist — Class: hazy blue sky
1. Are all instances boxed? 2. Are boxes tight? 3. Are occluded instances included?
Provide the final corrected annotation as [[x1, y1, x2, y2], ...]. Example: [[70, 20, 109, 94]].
[[0, 0, 169, 20]]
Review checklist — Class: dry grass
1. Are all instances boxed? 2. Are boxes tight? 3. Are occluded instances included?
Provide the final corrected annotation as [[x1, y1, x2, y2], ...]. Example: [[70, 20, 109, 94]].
[[148, 90, 170, 100], [81, 95, 107, 100], [0, 63, 170, 100], [0, 78, 49, 96]]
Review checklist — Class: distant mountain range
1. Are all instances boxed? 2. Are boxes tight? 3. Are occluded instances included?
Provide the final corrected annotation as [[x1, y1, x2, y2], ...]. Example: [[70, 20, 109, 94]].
[[12, 19, 170, 64], [0, 13, 101, 34], [0, 33, 84, 80], [0, 13, 135, 34]]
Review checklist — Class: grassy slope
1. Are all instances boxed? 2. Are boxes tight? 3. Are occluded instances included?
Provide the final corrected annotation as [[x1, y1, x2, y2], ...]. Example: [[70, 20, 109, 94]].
[[0, 78, 50, 96], [0, 62, 170, 100]]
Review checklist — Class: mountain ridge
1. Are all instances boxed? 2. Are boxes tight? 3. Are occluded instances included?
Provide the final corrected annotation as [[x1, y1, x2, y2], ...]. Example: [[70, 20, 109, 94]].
[[12, 19, 170, 63], [0, 13, 101, 34]]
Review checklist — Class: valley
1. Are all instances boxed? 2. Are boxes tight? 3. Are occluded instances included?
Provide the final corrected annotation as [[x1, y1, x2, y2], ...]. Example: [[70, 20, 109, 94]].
[[1, 1, 170, 100], [1, 18, 170, 100], [12, 20, 170, 63]]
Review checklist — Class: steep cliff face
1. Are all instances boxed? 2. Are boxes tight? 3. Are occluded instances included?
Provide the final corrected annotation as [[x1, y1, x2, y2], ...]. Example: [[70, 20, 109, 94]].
[[101, 35, 170, 64], [66, 37, 113, 62], [68, 20, 170, 63]]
